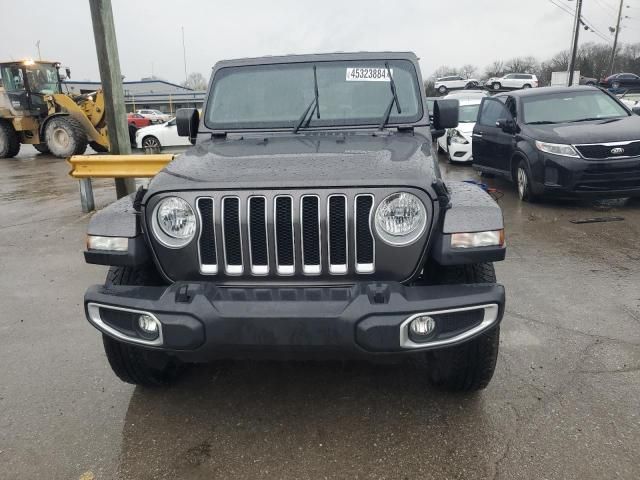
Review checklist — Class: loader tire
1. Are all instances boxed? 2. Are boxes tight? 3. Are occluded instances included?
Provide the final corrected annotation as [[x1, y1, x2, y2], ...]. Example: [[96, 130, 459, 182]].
[[89, 141, 109, 153], [44, 116, 88, 158], [0, 121, 20, 158]]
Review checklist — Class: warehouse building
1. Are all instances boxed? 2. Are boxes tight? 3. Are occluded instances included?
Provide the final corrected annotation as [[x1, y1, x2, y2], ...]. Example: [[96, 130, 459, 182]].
[[62, 79, 205, 114]]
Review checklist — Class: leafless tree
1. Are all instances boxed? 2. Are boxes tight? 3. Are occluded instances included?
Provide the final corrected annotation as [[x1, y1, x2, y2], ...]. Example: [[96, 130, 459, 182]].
[[504, 56, 539, 74], [484, 60, 505, 78], [460, 64, 478, 79], [181, 72, 208, 90]]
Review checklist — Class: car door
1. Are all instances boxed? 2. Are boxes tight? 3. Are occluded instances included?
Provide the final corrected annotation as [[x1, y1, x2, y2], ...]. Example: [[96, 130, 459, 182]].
[[620, 74, 640, 89], [472, 97, 513, 173], [503, 74, 517, 89], [454, 76, 465, 89]]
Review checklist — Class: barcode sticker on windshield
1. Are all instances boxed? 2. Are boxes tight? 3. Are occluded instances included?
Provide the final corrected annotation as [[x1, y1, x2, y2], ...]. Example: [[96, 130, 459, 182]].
[[346, 68, 393, 82]]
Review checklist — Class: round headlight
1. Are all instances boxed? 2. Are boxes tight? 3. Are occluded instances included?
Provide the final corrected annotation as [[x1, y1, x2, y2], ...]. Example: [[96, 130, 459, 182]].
[[374, 192, 427, 246], [153, 196, 196, 247]]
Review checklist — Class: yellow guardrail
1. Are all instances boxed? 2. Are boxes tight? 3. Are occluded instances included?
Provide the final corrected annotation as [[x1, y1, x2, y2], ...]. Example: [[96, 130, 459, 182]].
[[67, 154, 175, 178]]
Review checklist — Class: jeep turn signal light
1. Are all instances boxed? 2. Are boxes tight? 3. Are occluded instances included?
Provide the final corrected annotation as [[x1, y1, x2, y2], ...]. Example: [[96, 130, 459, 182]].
[[451, 230, 505, 249], [86, 235, 128, 252]]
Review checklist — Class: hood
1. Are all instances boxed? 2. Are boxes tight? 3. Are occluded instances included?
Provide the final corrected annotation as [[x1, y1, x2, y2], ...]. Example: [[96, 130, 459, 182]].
[[524, 115, 640, 144], [148, 133, 438, 194], [136, 123, 167, 135], [456, 122, 476, 135]]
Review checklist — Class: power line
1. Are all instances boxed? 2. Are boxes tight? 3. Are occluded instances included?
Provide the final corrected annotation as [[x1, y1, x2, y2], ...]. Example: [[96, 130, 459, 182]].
[[593, 0, 618, 14], [548, 0, 612, 42]]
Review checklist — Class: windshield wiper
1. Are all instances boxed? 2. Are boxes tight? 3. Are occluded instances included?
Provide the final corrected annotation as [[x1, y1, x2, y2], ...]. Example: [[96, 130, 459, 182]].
[[566, 117, 619, 123], [527, 120, 557, 125], [293, 65, 320, 133], [378, 62, 402, 130]]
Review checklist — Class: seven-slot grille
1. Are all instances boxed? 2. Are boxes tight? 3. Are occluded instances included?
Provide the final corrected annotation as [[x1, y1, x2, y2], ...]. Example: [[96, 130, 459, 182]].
[[574, 140, 640, 160], [196, 193, 375, 276]]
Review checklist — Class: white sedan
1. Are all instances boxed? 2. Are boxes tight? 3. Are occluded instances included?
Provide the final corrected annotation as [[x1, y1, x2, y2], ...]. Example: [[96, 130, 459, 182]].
[[437, 98, 481, 163], [135, 109, 172, 124], [135, 118, 192, 150]]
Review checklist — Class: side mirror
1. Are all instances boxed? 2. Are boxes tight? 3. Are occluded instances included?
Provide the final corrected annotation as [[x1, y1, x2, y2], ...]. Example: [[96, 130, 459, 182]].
[[432, 99, 459, 130], [65, 67, 71, 79], [496, 118, 516, 133], [176, 108, 199, 144], [632, 105, 640, 116]]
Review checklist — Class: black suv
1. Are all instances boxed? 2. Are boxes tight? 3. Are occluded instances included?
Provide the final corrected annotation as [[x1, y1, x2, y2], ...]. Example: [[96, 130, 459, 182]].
[[472, 86, 640, 201], [82, 52, 507, 392]]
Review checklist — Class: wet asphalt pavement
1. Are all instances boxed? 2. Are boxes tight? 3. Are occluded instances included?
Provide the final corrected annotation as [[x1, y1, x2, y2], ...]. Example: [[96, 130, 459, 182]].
[[0, 145, 639, 480]]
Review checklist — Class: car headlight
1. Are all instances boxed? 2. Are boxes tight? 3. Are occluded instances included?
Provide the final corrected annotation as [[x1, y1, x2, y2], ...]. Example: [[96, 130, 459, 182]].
[[450, 129, 469, 144], [535, 141, 580, 158], [152, 196, 196, 248], [374, 192, 427, 246]]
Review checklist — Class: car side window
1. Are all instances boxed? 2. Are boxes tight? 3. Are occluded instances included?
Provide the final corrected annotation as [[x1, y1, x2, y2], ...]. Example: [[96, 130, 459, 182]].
[[478, 99, 510, 127]]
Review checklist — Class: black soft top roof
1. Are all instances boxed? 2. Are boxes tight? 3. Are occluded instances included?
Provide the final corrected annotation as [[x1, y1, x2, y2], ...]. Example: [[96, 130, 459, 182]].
[[212, 51, 419, 69]]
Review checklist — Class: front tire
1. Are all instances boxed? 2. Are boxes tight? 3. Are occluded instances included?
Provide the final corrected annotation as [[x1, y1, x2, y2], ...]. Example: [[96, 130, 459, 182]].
[[101, 266, 184, 387], [492, 82, 501, 91], [516, 159, 538, 202], [438, 86, 447, 94], [44, 116, 88, 157], [142, 135, 161, 150], [0, 121, 20, 158], [522, 83, 531, 89], [423, 263, 500, 392]]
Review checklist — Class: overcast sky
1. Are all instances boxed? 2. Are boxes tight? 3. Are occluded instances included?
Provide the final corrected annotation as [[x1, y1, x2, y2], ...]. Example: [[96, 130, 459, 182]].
[[1, 0, 636, 84]]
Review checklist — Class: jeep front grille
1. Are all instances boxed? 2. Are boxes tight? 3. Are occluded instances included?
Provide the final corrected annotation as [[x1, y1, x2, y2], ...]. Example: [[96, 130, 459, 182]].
[[195, 192, 375, 276]]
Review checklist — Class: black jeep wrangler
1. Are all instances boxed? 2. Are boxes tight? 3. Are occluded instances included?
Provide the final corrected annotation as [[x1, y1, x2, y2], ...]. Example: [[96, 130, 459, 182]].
[[83, 52, 506, 391]]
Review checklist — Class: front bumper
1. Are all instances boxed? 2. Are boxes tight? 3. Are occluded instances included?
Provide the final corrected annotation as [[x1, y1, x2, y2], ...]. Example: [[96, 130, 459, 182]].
[[448, 142, 472, 162], [85, 281, 505, 361], [533, 153, 640, 197]]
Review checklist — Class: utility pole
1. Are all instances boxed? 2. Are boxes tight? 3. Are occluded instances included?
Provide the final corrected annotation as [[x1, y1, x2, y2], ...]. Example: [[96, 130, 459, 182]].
[[608, 0, 624, 75], [182, 26, 188, 86], [36, 40, 41, 60], [567, 0, 583, 86], [88, 0, 135, 198]]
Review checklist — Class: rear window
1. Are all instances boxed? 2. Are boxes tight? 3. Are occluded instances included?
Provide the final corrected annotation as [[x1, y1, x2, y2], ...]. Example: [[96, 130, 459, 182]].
[[522, 90, 629, 124]]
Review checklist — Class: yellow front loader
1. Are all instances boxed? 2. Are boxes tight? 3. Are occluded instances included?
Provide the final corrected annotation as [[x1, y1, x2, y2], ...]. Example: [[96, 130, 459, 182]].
[[0, 59, 110, 158]]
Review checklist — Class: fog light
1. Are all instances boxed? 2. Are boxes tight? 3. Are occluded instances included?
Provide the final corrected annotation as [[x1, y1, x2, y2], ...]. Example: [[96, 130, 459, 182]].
[[137, 314, 159, 339], [409, 315, 436, 341]]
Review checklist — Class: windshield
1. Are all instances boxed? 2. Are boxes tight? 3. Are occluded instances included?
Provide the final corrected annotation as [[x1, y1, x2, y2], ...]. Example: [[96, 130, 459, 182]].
[[24, 64, 60, 94], [205, 59, 423, 130], [459, 104, 480, 123], [523, 90, 628, 124]]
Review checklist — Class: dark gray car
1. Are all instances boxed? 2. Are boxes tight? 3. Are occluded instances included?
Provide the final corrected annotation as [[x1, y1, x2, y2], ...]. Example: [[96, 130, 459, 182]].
[[82, 52, 507, 392]]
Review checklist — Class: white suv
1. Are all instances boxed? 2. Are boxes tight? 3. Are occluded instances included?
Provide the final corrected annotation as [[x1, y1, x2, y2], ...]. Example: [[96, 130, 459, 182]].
[[434, 75, 480, 94], [485, 73, 538, 91]]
